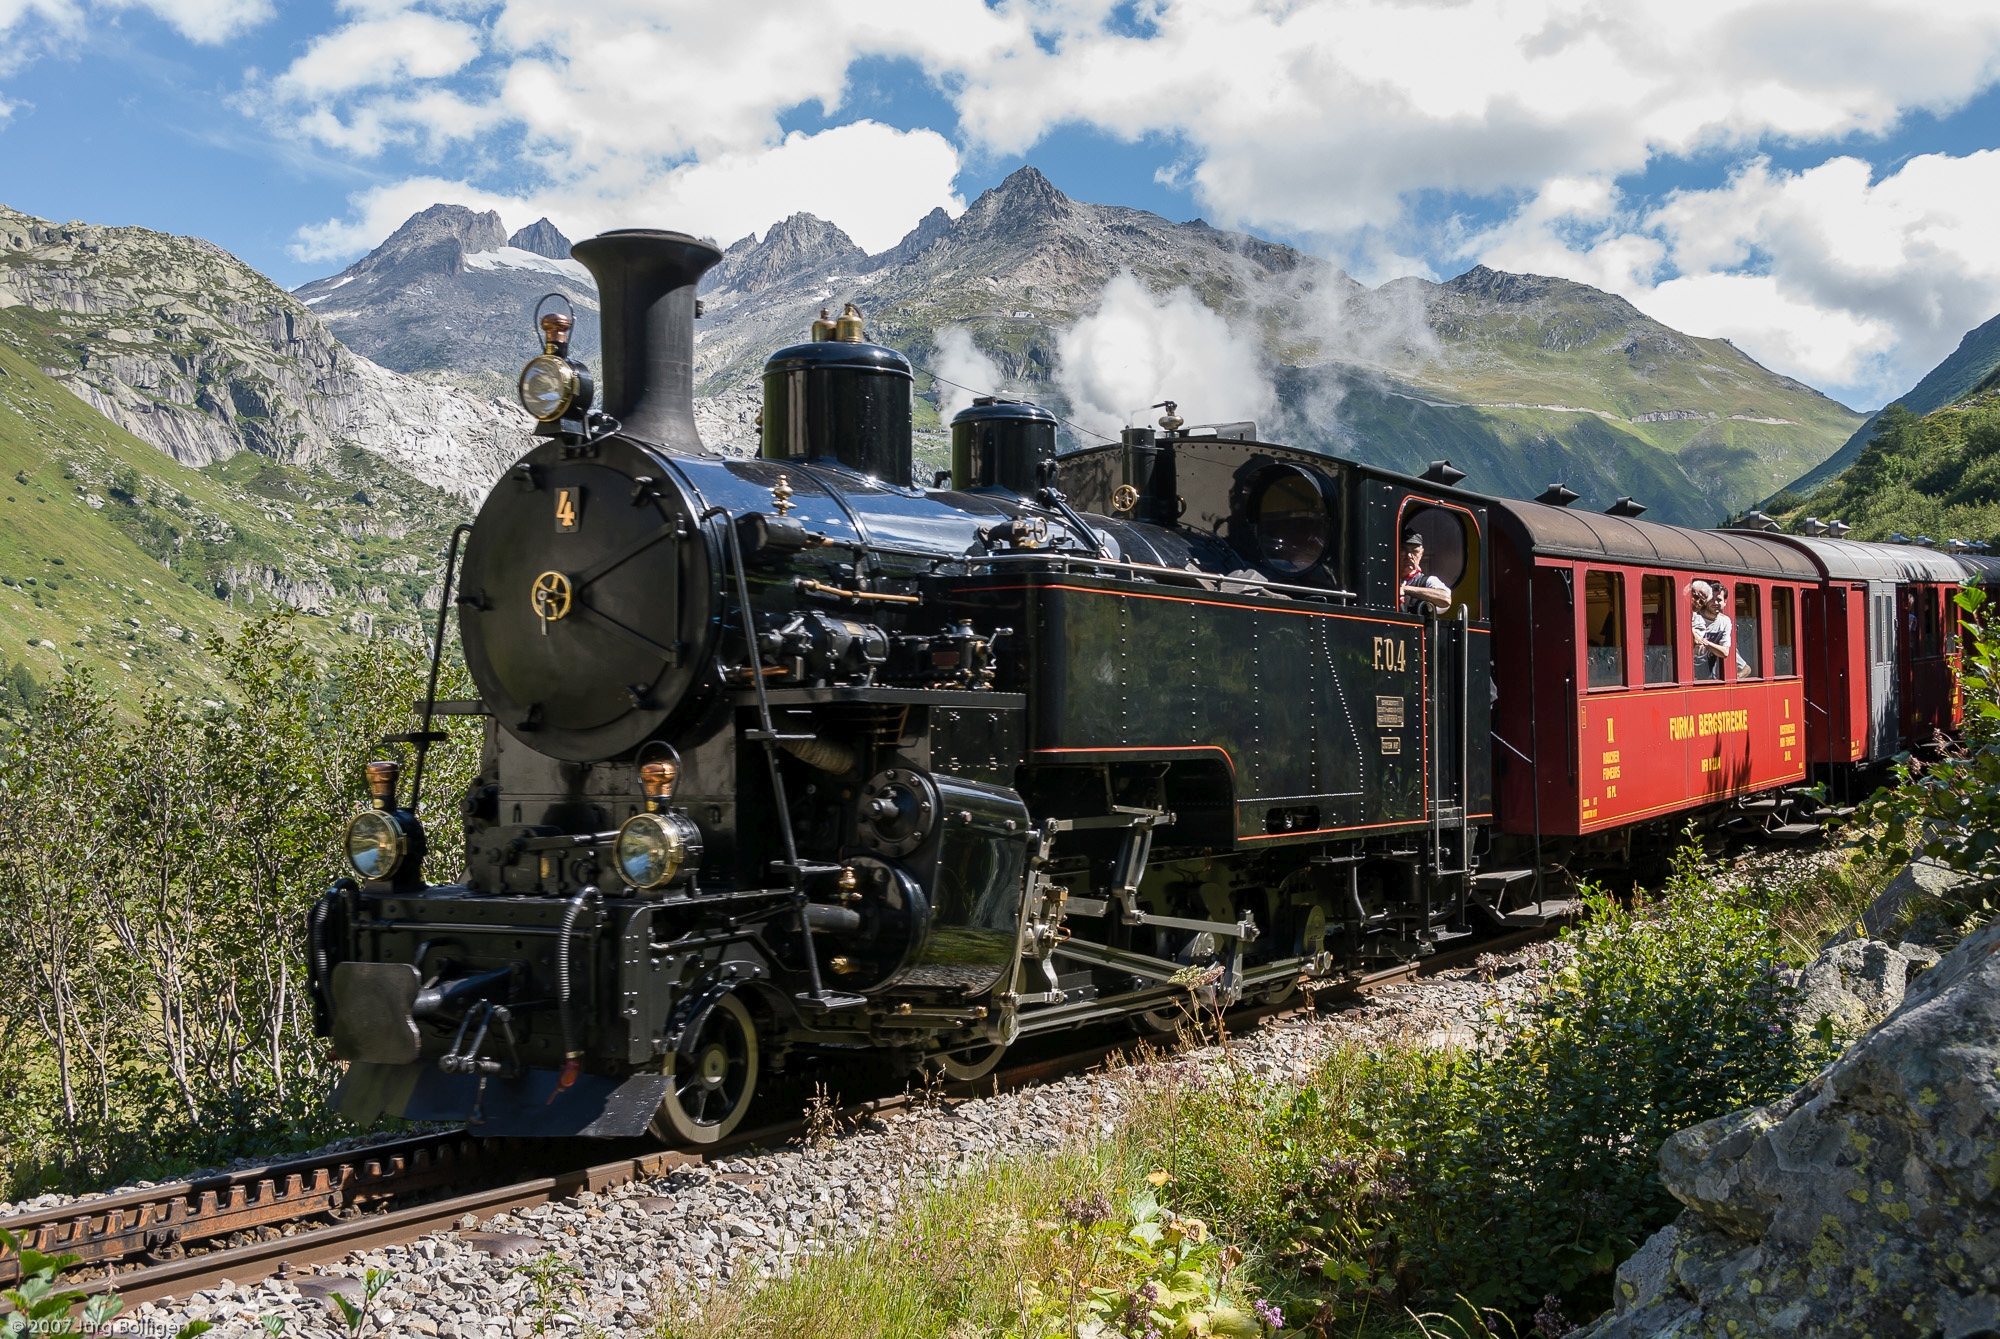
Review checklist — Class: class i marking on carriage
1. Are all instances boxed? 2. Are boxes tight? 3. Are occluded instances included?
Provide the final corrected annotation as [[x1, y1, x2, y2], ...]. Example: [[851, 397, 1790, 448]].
[[1372, 637, 1408, 671], [555, 487, 579, 532]]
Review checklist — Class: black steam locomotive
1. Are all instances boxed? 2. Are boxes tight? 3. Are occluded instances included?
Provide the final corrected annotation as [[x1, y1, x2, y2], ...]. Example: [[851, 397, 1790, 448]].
[[315, 229, 1504, 1144]]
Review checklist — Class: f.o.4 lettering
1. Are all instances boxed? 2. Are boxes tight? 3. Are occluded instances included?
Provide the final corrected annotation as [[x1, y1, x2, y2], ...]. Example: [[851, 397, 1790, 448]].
[[1373, 636, 1409, 672]]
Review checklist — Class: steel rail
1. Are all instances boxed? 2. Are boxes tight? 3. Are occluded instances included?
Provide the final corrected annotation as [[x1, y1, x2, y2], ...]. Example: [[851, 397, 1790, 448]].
[[8, 924, 1558, 1312], [0, 1130, 505, 1286]]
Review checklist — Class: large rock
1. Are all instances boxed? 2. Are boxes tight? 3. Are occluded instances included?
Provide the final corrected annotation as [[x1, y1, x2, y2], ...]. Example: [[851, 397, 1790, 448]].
[[1828, 857, 1976, 949], [1791, 936, 1940, 1038], [1580, 912, 2000, 1338]]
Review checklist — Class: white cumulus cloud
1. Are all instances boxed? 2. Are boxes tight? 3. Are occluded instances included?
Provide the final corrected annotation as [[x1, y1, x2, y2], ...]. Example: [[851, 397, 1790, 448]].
[[1472, 149, 2000, 406]]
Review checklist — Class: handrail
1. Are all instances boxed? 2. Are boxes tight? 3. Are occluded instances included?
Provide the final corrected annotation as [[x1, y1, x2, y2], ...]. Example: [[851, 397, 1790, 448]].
[[966, 552, 1358, 604]]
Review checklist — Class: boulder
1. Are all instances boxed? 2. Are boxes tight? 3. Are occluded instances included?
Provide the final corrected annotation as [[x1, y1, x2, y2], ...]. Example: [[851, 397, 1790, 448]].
[[1791, 936, 1939, 1038], [1577, 914, 2000, 1338], [1828, 857, 1979, 949]]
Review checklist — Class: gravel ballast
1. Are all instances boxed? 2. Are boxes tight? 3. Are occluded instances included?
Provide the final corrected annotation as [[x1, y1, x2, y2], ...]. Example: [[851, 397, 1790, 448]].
[[87, 946, 1566, 1338]]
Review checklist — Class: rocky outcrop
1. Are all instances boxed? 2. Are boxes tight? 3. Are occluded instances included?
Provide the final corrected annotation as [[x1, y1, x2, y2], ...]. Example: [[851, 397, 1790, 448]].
[[703, 214, 867, 299], [1580, 908, 2000, 1338], [0, 203, 530, 504], [1790, 936, 1941, 1039]]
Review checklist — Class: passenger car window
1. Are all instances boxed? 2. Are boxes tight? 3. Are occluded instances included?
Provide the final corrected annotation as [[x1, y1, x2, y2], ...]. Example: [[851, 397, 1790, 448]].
[[1641, 574, 1675, 683], [1772, 588, 1795, 677], [1735, 585, 1762, 679], [1585, 571, 1625, 688]]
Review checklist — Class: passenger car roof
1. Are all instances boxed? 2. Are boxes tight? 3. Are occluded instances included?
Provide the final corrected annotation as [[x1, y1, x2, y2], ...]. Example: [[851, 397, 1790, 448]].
[[1735, 533, 1966, 583], [1489, 498, 1818, 579]]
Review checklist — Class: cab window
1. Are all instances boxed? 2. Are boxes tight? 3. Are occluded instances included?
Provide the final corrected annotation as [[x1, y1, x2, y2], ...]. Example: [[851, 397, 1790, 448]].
[[1641, 574, 1675, 683], [1735, 585, 1762, 680], [1772, 587, 1796, 677], [1585, 571, 1625, 688], [1400, 504, 1482, 617], [1246, 466, 1332, 576]]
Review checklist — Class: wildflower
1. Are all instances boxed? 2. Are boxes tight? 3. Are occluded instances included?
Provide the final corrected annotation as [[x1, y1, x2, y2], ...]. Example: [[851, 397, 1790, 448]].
[[1533, 1292, 1573, 1338], [1147, 1169, 1173, 1187], [1255, 1299, 1284, 1330], [1062, 1191, 1113, 1225]]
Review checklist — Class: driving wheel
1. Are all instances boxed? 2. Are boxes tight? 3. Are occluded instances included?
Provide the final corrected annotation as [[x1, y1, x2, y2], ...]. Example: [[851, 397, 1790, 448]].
[[651, 993, 760, 1144], [926, 1041, 1007, 1083]]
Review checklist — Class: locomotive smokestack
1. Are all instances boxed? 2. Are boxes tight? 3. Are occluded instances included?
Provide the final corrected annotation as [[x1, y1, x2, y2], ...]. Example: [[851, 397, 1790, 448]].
[[569, 229, 722, 450]]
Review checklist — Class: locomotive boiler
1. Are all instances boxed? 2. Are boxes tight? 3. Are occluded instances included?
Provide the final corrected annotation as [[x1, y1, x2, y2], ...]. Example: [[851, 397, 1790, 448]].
[[312, 227, 1515, 1144]]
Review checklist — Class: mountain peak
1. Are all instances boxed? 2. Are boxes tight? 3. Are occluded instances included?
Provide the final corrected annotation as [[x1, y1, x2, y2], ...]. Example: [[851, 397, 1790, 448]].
[[957, 166, 1076, 241], [702, 213, 866, 298], [377, 204, 509, 262], [507, 218, 572, 260]]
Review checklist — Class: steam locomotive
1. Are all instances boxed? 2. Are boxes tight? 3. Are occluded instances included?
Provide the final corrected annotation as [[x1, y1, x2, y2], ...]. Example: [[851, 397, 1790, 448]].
[[313, 228, 1964, 1144]]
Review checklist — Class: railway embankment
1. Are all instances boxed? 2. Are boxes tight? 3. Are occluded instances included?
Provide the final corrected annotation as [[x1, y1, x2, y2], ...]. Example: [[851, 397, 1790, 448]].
[[75, 947, 1571, 1336]]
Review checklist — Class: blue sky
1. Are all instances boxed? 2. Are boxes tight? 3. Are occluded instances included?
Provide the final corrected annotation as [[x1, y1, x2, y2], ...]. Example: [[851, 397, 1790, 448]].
[[3, 1, 1999, 410]]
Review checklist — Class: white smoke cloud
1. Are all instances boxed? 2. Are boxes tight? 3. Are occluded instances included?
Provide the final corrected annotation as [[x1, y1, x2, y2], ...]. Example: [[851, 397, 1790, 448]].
[[928, 326, 1009, 424], [1055, 271, 1277, 441]]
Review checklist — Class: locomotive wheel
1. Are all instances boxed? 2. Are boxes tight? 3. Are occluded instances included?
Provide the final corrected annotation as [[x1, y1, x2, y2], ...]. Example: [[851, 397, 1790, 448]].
[[927, 1042, 1007, 1083], [652, 993, 760, 1145], [1133, 1003, 1191, 1040]]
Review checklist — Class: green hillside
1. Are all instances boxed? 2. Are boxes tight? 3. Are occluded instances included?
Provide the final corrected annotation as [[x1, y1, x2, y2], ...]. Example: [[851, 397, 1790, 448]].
[[1782, 309, 2000, 499], [0, 316, 468, 712], [1766, 391, 2000, 545]]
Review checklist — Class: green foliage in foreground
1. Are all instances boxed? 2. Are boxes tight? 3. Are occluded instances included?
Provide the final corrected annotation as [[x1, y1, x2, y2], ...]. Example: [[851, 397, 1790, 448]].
[[664, 850, 1827, 1336], [1858, 586, 2000, 927], [0, 612, 478, 1198]]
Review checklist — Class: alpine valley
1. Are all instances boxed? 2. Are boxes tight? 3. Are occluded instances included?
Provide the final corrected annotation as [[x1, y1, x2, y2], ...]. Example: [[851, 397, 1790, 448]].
[[0, 168, 1875, 704]]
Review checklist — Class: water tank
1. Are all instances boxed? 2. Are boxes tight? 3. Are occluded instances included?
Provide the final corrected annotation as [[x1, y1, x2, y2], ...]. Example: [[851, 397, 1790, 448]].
[[949, 397, 1058, 493], [760, 340, 913, 483]]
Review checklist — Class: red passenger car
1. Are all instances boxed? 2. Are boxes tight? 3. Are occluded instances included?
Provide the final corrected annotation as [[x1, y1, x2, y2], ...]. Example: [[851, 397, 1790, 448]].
[[1486, 500, 1815, 863]]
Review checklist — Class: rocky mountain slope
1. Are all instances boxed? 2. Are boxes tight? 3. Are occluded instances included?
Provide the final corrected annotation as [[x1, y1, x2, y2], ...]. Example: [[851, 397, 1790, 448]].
[[0, 205, 531, 505], [291, 169, 1861, 524], [0, 203, 512, 702], [295, 204, 599, 402], [1781, 307, 2000, 499], [0, 333, 469, 708]]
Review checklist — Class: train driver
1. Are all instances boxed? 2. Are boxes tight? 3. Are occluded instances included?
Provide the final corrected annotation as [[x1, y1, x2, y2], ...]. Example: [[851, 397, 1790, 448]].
[[1400, 532, 1453, 613], [1692, 580, 1732, 680]]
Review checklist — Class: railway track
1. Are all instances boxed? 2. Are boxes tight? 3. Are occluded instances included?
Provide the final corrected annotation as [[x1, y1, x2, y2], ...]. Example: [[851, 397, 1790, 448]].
[[1, 925, 1552, 1311]]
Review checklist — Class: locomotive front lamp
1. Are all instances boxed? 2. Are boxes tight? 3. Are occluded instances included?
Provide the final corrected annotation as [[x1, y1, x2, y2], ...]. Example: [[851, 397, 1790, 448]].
[[614, 810, 700, 891], [344, 808, 407, 880], [517, 307, 593, 423], [518, 353, 584, 422]]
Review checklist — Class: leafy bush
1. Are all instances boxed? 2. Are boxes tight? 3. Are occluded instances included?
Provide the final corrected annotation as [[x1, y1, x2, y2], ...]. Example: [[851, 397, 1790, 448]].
[[1390, 853, 1821, 1311], [1864, 587, 2000, 884], [1120, 845, 1828, 1325], [0, 611, 478, 1196]]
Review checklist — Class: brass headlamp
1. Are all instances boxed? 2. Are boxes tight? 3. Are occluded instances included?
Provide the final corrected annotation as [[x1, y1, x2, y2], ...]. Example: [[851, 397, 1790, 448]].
[[517, 297, 594, 425]]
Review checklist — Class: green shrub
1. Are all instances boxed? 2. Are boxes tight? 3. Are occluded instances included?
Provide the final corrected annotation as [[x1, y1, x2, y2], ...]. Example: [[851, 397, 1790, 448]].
[[0, 610, 478, 1196], [1334, 847, 1821, 1316]]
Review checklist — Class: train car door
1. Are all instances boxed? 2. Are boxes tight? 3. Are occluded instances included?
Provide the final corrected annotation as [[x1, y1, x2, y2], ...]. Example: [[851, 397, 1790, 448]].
[[1867, 580, 1898, 758]]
